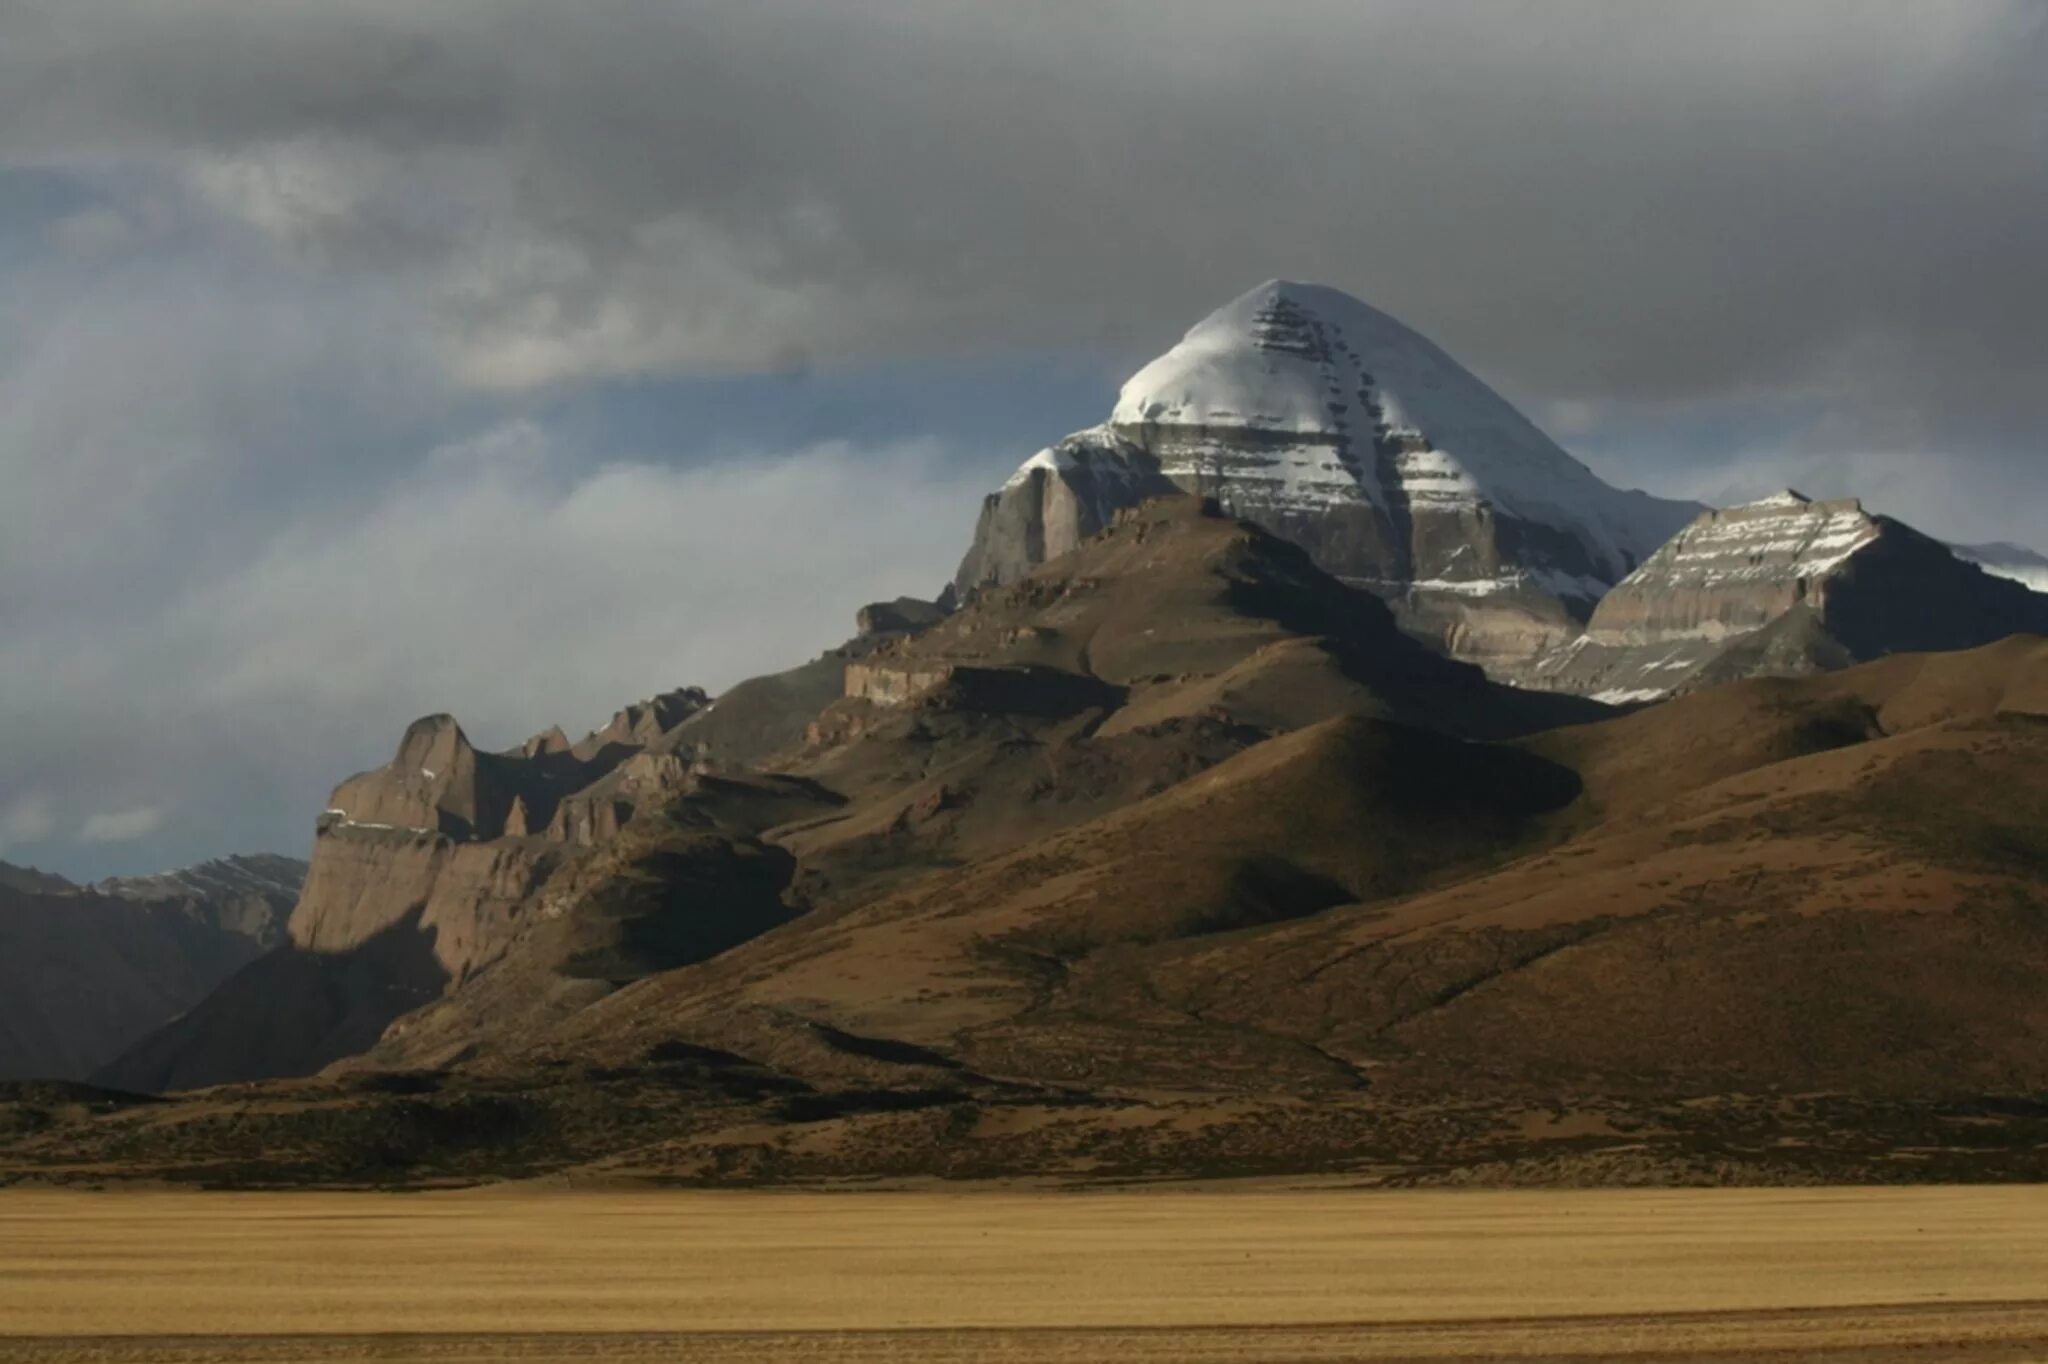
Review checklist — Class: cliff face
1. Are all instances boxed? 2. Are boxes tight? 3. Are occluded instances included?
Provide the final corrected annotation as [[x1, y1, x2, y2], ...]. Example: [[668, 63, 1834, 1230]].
[[1532, 491, 2048, 700], [100, 602, 961, 1094], [296, 689, 727, 968], [952, 426, 1181, 591], [93, 688, 713, 1092], [287, 830, 567, 978], [953, 281, 1698, 671]]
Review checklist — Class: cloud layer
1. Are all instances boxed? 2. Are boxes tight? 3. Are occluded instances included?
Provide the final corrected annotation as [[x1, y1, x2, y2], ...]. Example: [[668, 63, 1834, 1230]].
[[3, 411, 989, 875]]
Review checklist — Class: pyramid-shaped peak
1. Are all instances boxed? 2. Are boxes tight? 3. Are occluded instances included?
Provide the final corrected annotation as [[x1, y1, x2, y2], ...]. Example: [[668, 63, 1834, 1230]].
[[1112, 279, 1486, 436], [1105, 281, 1687, 565], [957, 279, 1703, 666], [1153, 279, 1413, 364]]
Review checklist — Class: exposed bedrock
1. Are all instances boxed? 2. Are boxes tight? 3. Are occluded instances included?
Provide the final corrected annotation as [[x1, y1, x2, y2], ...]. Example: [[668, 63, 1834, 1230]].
[[1532, 491, 2048, 700]]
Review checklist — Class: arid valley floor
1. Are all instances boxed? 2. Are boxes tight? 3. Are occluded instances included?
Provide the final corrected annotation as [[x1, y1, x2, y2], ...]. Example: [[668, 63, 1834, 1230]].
[[3, 1187, 2048, 1361]]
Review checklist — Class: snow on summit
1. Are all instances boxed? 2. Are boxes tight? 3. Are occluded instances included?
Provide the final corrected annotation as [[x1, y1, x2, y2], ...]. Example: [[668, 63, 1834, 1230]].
[[1108, 280, 1689, 575]]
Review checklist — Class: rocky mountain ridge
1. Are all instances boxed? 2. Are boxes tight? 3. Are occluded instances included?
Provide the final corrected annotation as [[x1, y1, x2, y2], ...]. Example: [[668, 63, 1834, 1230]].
[[93, 852, 307, 940], [1531, 490, 2048, 701]]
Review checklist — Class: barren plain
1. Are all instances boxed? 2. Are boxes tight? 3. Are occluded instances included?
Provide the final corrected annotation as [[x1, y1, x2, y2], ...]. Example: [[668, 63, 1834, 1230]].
[[3, 1187, 2048, 1361]]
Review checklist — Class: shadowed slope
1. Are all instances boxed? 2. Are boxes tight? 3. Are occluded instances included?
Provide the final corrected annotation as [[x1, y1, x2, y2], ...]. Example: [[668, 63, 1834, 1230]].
[[527, 713, 1584, 1096], [95, 911, 450, 1094], [0, 857, 303, 1082]]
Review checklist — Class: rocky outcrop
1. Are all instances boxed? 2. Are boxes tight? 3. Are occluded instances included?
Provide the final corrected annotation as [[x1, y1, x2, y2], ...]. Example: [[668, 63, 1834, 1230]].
[[855, 596, 948, 637], [548, 752, 698, 847], [320, 690, 710, 849], [1531, 491, 2048, 699], [954, 426, 1182, 591], [844, 660, 958, 707], [0, 855, 305, 1082], [651, 608, 955, 771], [324, 714, 523, 841], [954, 280, 1698, 671], [572, 687, 710, 760]]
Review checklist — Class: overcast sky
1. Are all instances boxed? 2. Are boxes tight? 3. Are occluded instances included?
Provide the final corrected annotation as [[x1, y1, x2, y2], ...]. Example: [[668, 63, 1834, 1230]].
[[3, 0, 2044, 877]]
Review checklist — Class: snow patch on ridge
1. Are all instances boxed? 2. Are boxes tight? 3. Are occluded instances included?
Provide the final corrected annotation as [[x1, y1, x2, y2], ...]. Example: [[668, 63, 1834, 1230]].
[[1591, 687, 1669, 705], [1611, 495, 1882, 593], [1399, 567, 1611, 602]]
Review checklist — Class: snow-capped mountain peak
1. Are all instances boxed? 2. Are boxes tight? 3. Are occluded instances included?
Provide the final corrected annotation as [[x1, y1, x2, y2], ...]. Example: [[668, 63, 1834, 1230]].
[[956, 279, 1700, 673], [1106, 280, 1689, 576]]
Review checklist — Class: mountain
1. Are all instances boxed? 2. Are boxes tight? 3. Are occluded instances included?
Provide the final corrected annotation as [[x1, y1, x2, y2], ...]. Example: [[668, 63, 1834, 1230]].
[[93, 602, 947, 1094], [1531, 491, 2048, 700], [496, 636, 2048, 1184], [0, 862, 73, 895], [1956, 540, 2048, 594], [94, 853, 307, 940], [0, 854, 303, 1082], [14, 498, 2048, 1189], [954, 280, 1699, 671], [96, 692, 712, 1094], [92, 500, 1594, 1095]]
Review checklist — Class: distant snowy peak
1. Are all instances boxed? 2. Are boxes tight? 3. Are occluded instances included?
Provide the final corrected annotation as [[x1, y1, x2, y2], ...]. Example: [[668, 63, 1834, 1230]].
[[95, 852, 307, 906], [1954, 540, 2048, 595], [2, 854, 304, 905]]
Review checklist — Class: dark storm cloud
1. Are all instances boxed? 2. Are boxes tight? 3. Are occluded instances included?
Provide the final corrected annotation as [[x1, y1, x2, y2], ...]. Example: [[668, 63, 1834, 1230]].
[[1, 1, 2041, 409]]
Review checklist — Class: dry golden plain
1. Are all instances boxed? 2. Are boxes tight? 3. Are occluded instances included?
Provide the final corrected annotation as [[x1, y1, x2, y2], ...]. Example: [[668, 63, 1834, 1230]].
[[3, 1186, 2048, 1362]]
